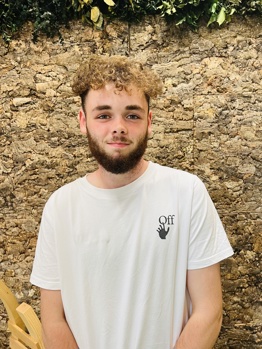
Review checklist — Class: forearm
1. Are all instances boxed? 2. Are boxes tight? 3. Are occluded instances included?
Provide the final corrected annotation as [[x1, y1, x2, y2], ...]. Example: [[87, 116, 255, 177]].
[[40, 289, 78, 349], [42, 319, 78, 349], [174, 311, 222, 349]]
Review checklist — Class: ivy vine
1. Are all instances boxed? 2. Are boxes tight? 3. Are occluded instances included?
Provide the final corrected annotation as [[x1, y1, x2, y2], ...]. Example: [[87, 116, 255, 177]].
[[0, 0, 261, 42]]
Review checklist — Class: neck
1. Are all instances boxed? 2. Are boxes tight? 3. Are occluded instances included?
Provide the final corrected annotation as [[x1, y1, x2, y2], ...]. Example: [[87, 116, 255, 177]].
[[87, 159, 149, 189]]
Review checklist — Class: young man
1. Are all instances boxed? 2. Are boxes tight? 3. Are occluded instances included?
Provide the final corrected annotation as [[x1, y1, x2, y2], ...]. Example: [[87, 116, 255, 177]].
[[30, 55, 233, 349]]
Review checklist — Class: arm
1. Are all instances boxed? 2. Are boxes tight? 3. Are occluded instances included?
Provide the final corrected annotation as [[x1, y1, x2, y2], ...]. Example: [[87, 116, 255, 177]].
[[40, 289, 78, 349], [175, 263, 223, 349]]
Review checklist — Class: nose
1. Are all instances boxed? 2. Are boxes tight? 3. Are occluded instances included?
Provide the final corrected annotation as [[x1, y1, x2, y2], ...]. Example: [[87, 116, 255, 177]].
[[112, 118, 127, 135]]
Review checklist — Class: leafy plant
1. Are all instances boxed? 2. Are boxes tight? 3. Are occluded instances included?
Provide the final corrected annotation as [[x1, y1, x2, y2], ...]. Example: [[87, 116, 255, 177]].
[[206, 0, 236, 26], [0, 0, 261, 42], [157, 0, 207, 27], [30, 0, 75, 41], [71, 0, 116, 28], [0, 0, 30, 42]]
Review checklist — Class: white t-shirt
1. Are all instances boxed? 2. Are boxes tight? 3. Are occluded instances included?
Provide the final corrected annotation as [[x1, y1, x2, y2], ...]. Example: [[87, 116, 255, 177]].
[[30, 162, 233, 349]]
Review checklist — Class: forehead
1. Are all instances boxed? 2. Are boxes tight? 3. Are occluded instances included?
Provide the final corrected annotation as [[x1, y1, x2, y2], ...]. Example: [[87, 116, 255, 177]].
[[84, 83, 147, 107]]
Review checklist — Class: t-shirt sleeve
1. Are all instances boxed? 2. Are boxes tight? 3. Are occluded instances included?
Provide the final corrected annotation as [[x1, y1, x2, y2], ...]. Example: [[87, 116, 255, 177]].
[[187, 176, 233, 269], [30, 202, 61, 290]]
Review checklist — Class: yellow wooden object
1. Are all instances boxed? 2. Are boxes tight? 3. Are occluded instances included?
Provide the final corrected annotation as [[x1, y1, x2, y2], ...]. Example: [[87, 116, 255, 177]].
[[0, 280, 44, 349]]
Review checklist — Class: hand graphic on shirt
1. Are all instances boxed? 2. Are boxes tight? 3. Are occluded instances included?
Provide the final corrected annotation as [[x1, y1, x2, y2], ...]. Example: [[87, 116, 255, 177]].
[[157, 223, 169, 239]]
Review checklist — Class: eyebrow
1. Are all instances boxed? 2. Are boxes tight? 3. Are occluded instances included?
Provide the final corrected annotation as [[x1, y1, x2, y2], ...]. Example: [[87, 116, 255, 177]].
[[92, 105, 146, 112], [126, 105, 145, 112], [92, 105, 111, 112]]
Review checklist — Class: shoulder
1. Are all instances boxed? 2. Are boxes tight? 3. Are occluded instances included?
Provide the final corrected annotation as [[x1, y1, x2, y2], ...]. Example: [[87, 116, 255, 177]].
[[44, 177, 85, 210], [148, 163, 209, 202], [150, 162, 200, 185]]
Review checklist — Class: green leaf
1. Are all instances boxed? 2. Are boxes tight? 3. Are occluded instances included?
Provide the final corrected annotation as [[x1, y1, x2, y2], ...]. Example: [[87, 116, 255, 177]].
[[94, 12, 104, 28], [91, 6, 100, 22], [129, 0, 134, 10], [207, 13, 217, 26], [210, 0, 218, 13], [217, 7, 226, 25], [176, 17, 186, 25], [104, 0, 115, 6]]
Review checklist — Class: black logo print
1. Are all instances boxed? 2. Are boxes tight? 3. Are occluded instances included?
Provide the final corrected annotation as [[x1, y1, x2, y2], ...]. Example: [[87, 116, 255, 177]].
[[157, 223, 169, 239], [157, 215, 175, 239]]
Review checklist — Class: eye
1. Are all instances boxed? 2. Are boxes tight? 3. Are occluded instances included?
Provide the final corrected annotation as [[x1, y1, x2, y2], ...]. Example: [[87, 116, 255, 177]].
[[97, 114, 110, 119], [126, 114, 140, 120]]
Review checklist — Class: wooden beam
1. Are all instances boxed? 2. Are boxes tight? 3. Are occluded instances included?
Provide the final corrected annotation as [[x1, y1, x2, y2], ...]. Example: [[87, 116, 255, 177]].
[[8, 322, 40, 349], [17, 302, 44, 349], [9, 337, 28, 349], [0, 280, 25, 330]]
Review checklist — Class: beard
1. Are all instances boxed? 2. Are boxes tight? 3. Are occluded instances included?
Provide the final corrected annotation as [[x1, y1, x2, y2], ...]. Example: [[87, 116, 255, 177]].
[[86, 129, 148, 174]]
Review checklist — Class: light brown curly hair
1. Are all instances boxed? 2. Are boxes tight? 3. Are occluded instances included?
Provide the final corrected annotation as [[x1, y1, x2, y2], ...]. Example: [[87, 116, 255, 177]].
[[71, 55, 163, 110]]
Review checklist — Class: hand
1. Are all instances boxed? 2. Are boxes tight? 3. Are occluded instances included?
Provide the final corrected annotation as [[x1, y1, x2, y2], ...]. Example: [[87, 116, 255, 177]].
[[157, 223, 169, 239]]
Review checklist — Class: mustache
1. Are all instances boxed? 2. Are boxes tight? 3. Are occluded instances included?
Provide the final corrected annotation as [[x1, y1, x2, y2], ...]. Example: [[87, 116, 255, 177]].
[[85, 127, 130, 144], [110, 136, 130, 143]]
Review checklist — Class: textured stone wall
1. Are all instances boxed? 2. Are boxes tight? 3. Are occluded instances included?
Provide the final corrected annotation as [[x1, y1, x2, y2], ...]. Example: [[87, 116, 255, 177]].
[[0, 16, 261, 348]]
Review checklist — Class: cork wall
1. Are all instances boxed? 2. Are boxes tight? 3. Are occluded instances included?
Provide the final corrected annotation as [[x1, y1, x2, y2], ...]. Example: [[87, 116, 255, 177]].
[[0, 16, 261, 348]]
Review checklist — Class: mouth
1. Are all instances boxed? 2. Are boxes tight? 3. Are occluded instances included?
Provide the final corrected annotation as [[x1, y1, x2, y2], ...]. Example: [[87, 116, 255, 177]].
[[107, 137, 131, 148], [107, 142, 130, 148]]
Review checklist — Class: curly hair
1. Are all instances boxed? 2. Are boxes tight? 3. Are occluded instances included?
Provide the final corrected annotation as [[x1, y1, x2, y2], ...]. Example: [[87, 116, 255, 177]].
[[71, 55, 163, 108]]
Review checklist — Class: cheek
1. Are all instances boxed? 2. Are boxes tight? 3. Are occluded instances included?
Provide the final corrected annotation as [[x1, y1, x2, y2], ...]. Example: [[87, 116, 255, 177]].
[[86, 123, 108, 139]]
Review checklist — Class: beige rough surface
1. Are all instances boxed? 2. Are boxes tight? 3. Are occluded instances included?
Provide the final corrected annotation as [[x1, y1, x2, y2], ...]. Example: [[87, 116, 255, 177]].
[[0, 16, 261, 348]]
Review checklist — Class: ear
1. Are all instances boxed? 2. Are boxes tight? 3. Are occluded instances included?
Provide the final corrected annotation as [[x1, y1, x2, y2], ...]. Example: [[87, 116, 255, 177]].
[[79, 109, 87, 135], [147, 111, 153, 136]]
